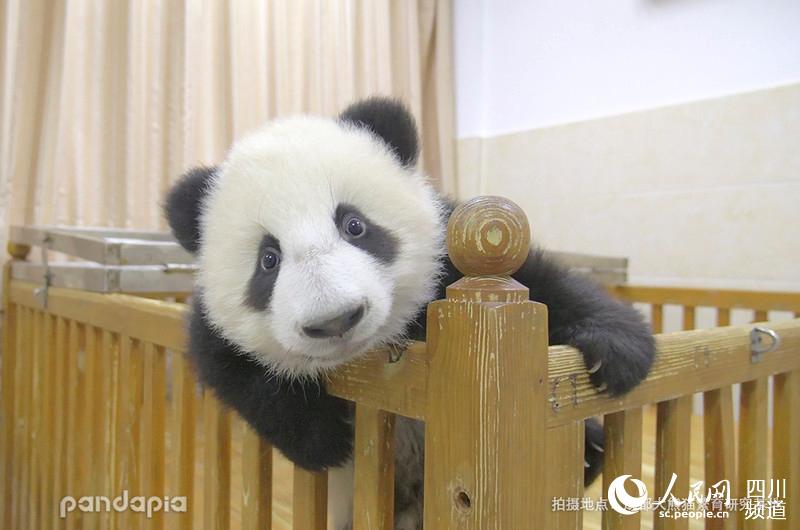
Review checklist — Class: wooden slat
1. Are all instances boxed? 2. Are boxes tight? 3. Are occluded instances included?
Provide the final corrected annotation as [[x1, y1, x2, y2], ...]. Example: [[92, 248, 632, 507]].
[[547, 319, 800, 427], [613, 285, 800, 313], [141, 343, 166, 530], [81, 326, 101, 530], [18, 309, 36, 528], [738, 377, 768, 530], [602, 408, 643, 530], [754, 309, 767, 322], [10, 307, 28, 529], [241, 424, 272, 530], [292, 468, 328, 530], [39, 315, 56, 530], [353, 405, 396, 530], [544, 421, 585, 530], [203, 392, 231, 530], [28, 310, 43, 530], [51, 317, 70, 530], [654, 396, 692, 530], [1, 264, 18, 529], [702, 387, 736, 530], [717, 308, 730, 327], [100, 330, 119, 530], [683, 306, 696, 330], [171, 353, 196, 530], [327, 342, 428, 421], [65, 320, 83, 530], [114, 337, 145, 530], [772, 370, 799, 530], [652, 304, 664, 334]]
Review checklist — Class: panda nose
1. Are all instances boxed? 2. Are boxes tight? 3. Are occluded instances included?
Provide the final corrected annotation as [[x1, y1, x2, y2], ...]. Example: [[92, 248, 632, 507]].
[[302, 305, 365, 338]]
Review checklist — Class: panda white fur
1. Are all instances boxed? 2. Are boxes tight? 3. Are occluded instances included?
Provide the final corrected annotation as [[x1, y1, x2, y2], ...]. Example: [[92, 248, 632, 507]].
[[165, 98, 655, 530]]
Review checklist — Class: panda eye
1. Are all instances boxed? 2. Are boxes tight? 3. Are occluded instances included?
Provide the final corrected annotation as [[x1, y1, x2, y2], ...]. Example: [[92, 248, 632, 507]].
[[260, 248, 281, 272], [343, 214, 366, 238]]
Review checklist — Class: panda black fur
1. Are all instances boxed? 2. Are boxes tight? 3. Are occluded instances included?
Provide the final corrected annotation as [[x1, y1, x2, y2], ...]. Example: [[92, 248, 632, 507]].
[[165, 97, 655, 530]]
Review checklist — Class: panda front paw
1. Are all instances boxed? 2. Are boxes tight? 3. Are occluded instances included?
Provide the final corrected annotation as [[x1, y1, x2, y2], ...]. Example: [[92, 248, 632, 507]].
[[572, 321, 655, 396]]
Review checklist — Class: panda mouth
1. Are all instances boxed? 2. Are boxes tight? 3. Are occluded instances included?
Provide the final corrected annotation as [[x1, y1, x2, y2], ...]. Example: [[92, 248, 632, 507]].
[[300, 337, 371, 363]]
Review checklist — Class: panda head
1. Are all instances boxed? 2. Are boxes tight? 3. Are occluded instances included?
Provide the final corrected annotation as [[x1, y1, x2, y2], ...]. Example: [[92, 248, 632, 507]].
[[165, 98, 445, 378]]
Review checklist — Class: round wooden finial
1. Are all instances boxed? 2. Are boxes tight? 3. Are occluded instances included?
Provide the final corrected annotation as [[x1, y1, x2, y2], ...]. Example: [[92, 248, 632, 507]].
[[7, 242, 31, 260], [447, 196, 530, 276]]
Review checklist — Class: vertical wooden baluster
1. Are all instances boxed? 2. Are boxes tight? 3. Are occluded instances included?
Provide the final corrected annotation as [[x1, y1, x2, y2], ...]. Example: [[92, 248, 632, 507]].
[[9, 306, 23, 529], [652, 303, 664, 333], [82, 325, 101, 530], [241, 423, 272, 530], [424, 197, 547, 529], [603, 408, 644, 530], [683, 306, 696, 330], [4, 244, 30, 529], [717, 308, 730, 327], [25, 310, 42, 528], [171, 353, 195, 530], [654, 396, 692, 530], [28, 311, 43, 530], [754, 310, 767, 323], [66, 320, 84, 530], [738, 377, 768, 530], [39, 315, 56, 527], [141, 343, 166, 530], [1, 280, 18, 529], [292, 468, 328, 530], [545, 421, 586, 530], [15, 308, 31, 528], [115, 337, 145, 530], [702, 302, 737, 529], [703, 386, 736, 530], [353, 405, 396, 530], [10, 305, 27, 529], [101, 331, 119, 530], [772, 370, 798, 530], [203, 392, 231, 530], [51, 317, 69, 530]]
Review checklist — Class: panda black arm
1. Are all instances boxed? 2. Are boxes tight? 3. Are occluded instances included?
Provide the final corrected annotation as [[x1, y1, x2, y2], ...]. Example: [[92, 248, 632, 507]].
[[513, 249, 655, 395], [188, 299, 353, 471]]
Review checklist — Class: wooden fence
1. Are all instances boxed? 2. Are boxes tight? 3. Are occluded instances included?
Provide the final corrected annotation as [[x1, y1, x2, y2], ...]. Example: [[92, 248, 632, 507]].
[[1, 196, 798, 530]]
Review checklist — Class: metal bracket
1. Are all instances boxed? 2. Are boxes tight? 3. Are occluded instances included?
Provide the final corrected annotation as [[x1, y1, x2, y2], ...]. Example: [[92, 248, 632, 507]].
[[33, 234, 53, 308], [750, 326, 780, 363]]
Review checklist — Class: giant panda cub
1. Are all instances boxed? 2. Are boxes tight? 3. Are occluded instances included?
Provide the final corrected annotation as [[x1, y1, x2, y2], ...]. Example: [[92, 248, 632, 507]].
[[165, 97, 655, 530]]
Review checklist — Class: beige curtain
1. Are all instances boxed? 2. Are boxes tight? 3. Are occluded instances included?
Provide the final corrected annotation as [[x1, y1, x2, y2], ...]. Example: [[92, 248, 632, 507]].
[[0, 0, 455, 251]]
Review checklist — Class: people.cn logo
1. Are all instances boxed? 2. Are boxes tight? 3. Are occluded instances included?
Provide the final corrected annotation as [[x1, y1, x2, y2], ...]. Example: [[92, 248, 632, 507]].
[[607, 475, 649, 515]]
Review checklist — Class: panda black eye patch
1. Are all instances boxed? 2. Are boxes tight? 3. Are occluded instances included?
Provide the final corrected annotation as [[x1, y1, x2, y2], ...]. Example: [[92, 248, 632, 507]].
[[335, 204, 398, 264], [246, 235, 282, 311]]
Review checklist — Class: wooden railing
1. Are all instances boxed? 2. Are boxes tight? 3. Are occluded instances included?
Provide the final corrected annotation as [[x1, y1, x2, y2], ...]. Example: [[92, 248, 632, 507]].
[[2, 197, 799, 530]]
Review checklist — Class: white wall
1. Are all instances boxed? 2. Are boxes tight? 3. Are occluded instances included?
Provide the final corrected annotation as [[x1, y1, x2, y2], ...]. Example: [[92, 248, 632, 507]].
[[455, 0, 800, 137]]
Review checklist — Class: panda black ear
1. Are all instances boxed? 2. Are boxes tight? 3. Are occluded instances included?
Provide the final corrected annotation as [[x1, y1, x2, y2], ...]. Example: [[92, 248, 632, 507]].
[[339, 97, 419, 167], [164, 166, 217, 253]]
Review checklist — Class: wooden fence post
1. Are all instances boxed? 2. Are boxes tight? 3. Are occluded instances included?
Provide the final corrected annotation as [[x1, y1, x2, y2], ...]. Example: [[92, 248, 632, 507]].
[[423, 196, 549, 529]]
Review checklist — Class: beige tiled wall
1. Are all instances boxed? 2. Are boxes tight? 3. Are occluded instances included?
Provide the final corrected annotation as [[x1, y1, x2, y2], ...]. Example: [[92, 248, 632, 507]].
[[456, 83, 800, 291]]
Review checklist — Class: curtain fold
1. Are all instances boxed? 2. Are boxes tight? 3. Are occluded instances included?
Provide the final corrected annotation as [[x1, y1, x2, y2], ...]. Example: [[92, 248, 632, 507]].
[[0, 0, 455, 251]]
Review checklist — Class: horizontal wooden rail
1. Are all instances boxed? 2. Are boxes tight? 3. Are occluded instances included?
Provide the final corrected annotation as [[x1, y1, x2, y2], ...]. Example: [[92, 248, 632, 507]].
[[548, 318, 800, 426], [9, 281, 187, 350], [9, 280, 800, 428], [327, 343, 428, 420], [612, 284, 800, 312]]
